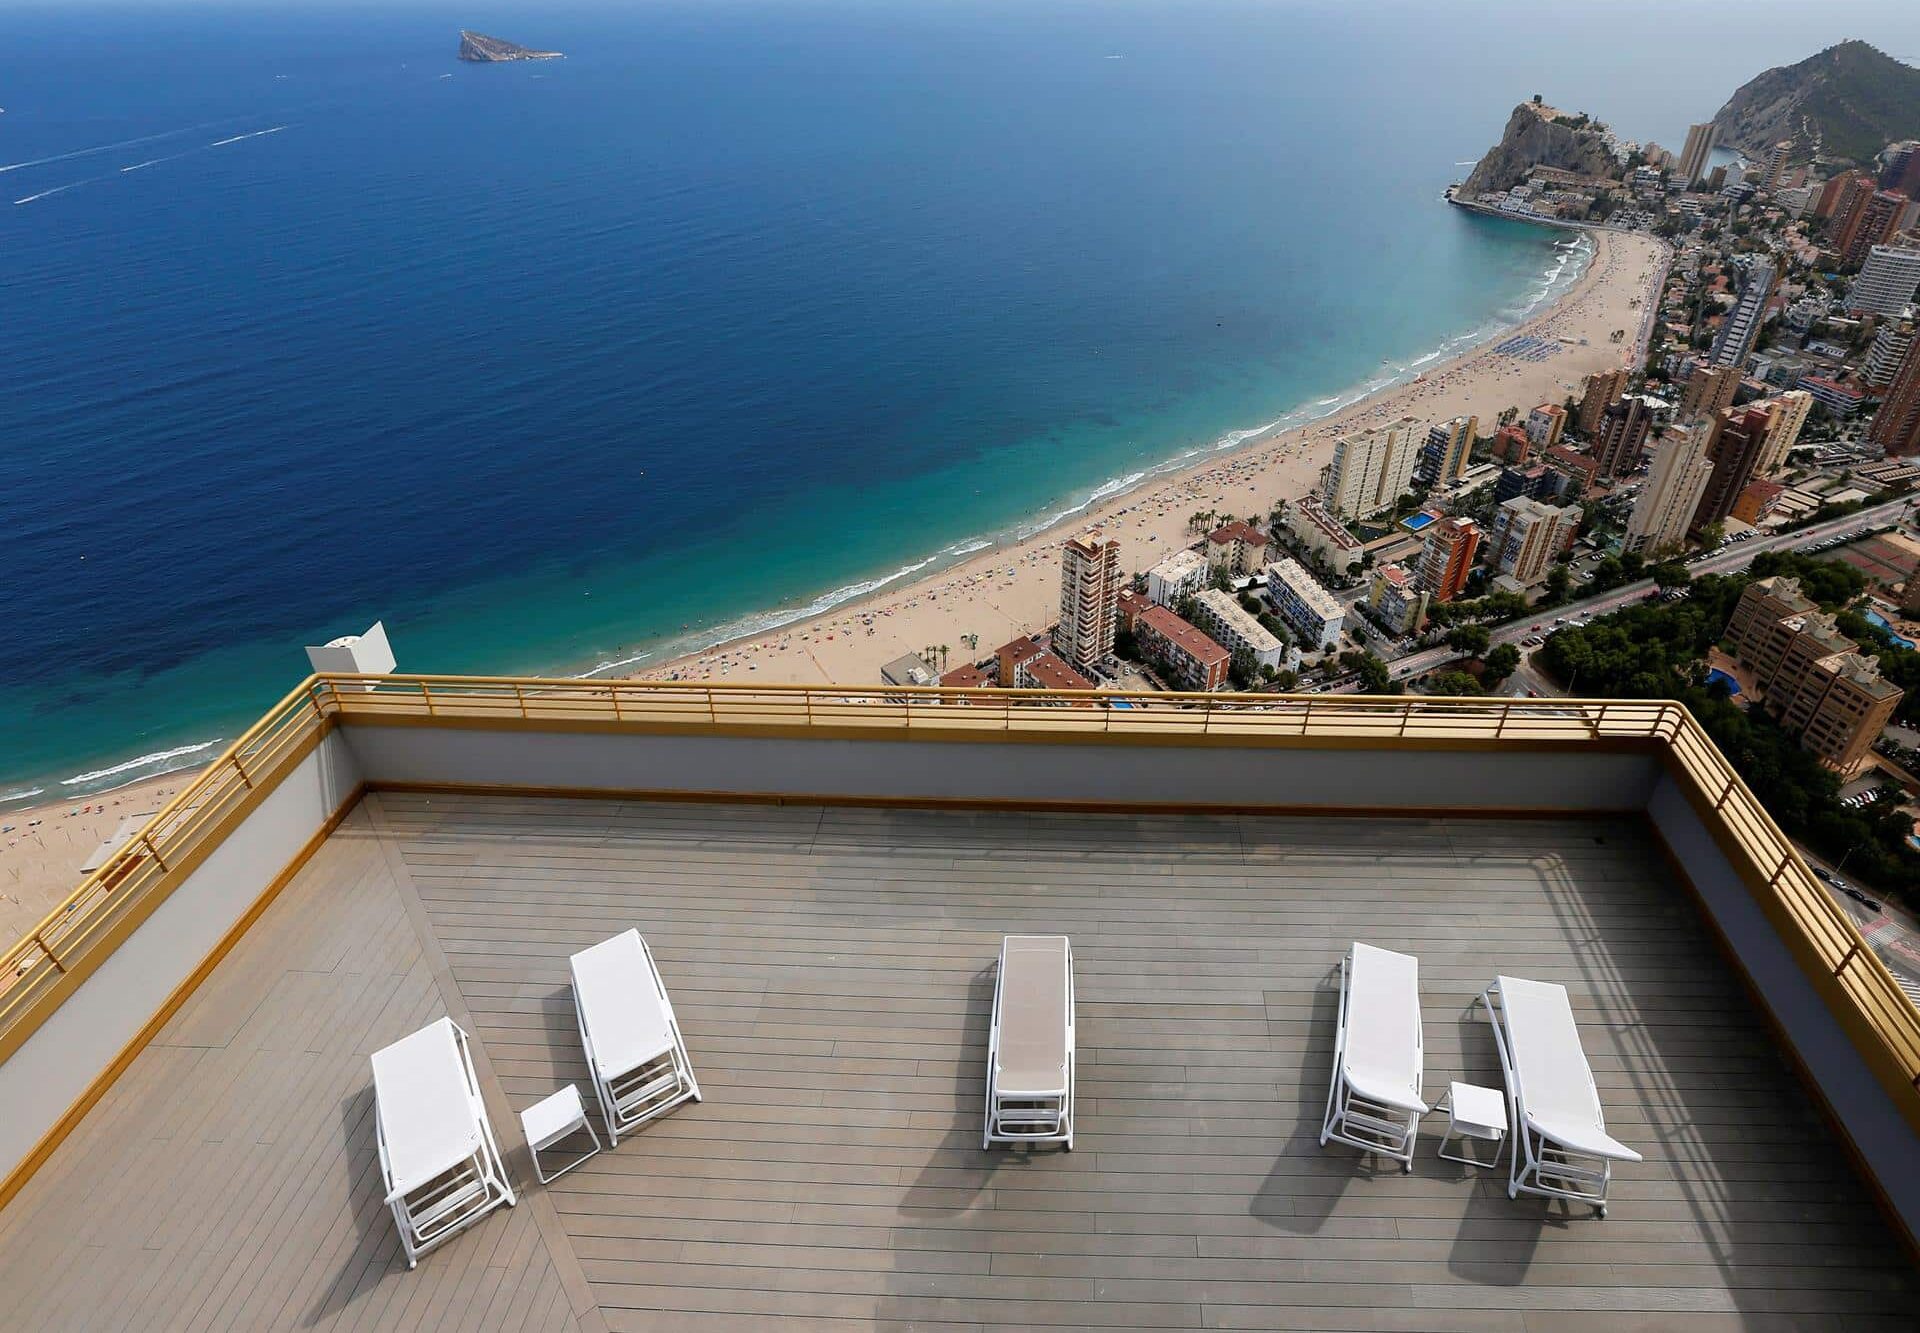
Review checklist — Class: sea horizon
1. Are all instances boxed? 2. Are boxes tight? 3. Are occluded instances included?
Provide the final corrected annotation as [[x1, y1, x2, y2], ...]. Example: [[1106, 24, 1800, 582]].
[[0, 0, 1733, 801]]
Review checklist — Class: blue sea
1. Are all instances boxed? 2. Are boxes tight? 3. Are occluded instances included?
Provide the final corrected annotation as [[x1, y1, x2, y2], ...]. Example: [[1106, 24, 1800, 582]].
[[5, 0, 1920, 800]]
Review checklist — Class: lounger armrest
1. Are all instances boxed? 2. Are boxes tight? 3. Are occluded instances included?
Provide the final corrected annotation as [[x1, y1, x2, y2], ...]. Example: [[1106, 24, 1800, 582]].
[[1526, 1113, 1643, 1163], [1346, 1075, 1429, 1116]]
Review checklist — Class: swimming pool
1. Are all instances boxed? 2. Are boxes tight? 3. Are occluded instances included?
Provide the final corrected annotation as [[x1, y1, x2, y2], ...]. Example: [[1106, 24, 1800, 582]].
[[1705, 668, 1742, 696], [1402, 512, 1437, 532], [1864, 610, 1916, 651]]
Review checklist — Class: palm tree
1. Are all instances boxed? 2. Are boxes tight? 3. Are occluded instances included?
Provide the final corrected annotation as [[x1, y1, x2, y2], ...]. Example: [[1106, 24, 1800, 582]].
[[963, 633, 980, 658], [939, 644, 951, 671]]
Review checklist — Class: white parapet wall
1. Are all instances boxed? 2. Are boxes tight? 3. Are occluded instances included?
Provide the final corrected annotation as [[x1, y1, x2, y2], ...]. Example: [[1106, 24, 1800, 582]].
[[0, 729, 363, 1185], [334, 722, 1666, 813]]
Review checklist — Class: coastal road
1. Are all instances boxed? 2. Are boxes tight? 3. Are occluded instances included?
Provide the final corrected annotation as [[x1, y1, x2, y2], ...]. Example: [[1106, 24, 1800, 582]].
[[1381, 495, 1915, 684]]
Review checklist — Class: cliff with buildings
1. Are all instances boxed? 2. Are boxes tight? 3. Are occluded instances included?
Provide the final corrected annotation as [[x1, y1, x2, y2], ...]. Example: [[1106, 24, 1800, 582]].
[[1712, 40, 1920, 165], [1460, 103, 1619, 197]]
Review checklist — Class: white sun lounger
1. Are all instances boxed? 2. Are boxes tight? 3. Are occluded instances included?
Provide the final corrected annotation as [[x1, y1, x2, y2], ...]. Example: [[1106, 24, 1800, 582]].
[[1319, 942, 1428, 1171], [371, 1017, 515, 1268], [571, 929, 701, 1145], [1479, 975, 1642, 1216], [984, 935, 1075, 1150]]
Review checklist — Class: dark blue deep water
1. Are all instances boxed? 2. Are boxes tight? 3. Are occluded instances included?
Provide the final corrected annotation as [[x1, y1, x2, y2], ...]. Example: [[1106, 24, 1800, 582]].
[[5, 0, 1919, 796]]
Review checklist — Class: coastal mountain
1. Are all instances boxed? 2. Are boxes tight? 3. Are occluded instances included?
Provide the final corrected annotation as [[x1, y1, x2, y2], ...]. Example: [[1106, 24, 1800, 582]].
[[457, 30, 563, 62], [1460, 102, 1618, 196], [1711, 40, 1920, 165]]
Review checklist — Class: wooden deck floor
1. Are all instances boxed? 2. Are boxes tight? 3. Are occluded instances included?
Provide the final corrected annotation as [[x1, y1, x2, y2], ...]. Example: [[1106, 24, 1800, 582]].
[[0, 792, 1912, 1331]]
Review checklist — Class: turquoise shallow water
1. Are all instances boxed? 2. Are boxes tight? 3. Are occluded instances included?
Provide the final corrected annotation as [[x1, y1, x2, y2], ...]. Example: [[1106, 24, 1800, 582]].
[[14, 0, 1896, 800]]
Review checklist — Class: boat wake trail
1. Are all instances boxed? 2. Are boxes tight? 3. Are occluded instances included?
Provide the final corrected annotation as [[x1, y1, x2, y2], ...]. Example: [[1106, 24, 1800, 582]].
[[14, 181, 85, 205], [210, 125, 287, 148], [0, 119, 236, 174]]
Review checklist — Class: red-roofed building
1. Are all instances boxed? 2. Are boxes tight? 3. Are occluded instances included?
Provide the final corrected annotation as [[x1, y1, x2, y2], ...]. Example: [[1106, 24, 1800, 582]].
[[1491, 424, 1533, 465], [1119, 589, 1231, 690], [939, 663, 989, 689], [1206, 521, 1271, 576], [1731, 479, 1787, 526]]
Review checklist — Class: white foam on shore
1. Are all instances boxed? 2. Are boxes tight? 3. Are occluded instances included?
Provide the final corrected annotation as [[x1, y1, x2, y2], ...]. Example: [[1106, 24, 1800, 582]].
[[572, 649, 655, 678], [61, 739, 223, 787], [0, 787, 46, 806]]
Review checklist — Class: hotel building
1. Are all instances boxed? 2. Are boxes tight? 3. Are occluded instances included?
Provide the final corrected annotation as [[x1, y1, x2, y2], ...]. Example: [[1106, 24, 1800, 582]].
[[1690, 406, 1772, 535], [1415, 414, 1477, 488], [1204, 520, 1270, 577], [1192, 586, 1291, 669], [1870, 332, 1920, 455], [1865, 322, 1917, 392], [1677, 119, 1717, 186], [1144, 548, 1211, 608], [1842, 190, 1911, 269], [1487, 497, 1581, 588], [1282, 495, 1364, 577], [1724, 578, 1904, 776], [1709, 257, 1776, 369], [1366, 563, 1429, 636], [1524, 403, 1567, 449], [1415, 516, 1482, 603], [1678, 363, 1742, 421], [1754, 388, 1813, 473], [1625, 421, 1716, 556], [1591, 393, 1660, 476], [1117, 589, 1230, 690], [1259, 558, 1343, 652], [1053, 533, 1122, 674], [1845, 244, 1920, 316], [1321, 416, 1423, 520], [1576, 367, 1629, 436]]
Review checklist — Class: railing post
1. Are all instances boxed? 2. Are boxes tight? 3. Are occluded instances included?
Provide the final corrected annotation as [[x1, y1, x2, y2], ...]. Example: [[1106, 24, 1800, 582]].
[[32, 932, 64, 974], [707, 690, 718, 724], [610, 685, 623, 722], [513, 683, 528, 719], [1713, 776, 1737, 810], [419, 682, 436, 717], [141, 833, 168, 872], [231, 753, 253, 789]]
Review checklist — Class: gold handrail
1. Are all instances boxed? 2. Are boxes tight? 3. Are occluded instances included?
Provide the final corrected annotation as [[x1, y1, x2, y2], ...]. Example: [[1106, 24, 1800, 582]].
[[2, 674, 1915, 1110]]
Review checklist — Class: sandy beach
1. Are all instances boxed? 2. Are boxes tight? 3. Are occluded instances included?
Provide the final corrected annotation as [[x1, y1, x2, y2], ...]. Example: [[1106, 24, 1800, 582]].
[[636, 228, 1670, 689], [0, 226, 1668, 951]]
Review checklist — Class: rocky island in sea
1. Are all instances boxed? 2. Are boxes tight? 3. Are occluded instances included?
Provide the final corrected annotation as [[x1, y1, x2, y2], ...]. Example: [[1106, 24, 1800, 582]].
[[457, 30, 563, 62]]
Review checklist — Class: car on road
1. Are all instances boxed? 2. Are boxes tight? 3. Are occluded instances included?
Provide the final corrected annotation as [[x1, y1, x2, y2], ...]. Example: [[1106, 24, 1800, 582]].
[[1813, 867, 1838, 884], [1844, 886, 1883, 913]]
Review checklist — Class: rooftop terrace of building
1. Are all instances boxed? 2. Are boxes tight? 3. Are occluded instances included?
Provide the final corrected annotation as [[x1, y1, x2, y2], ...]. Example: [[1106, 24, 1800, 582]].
[[2, 678, 1920, 1330]]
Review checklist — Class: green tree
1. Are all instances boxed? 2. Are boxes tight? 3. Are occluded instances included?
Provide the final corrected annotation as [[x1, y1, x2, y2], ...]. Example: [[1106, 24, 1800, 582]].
[[1427, 671, 1485, 696], [1340, 649, 1396, 694], [1544, 565, 1572, 602], [1228, 647, 1258, 690], [1446, 623, 1492, 656], [1748, 550, 1866, 608], [1650, 561, 1692, 589], [1483, 643, 1521, 683]]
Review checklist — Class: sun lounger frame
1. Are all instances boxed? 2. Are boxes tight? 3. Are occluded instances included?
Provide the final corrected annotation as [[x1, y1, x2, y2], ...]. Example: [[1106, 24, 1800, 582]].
[[571, 930, 702, 1146], [1319, 943, 1427, 1171], [983, 935, 1075, 1150], [372, 1017, 516, 1269], [1479, 976, 1640, 1217]]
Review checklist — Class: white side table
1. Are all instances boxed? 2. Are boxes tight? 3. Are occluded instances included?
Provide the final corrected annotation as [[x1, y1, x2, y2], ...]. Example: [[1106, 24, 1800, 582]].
[[522, 1084, 602, 1184], [1435, 1081, 1507, 1169]]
